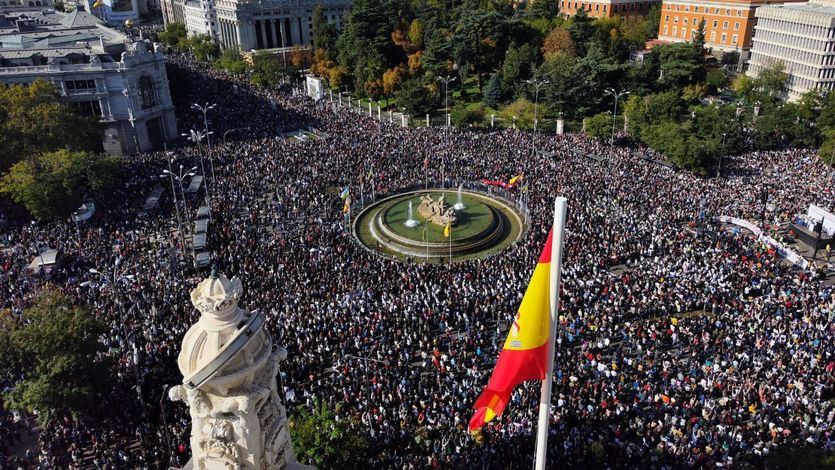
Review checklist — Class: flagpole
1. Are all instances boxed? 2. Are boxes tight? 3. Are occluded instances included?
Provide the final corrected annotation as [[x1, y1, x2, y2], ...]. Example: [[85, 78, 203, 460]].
[[534, 196, 567, 470]]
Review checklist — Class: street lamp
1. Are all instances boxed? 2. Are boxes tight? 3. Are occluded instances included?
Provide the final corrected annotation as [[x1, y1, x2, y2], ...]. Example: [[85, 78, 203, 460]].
[[436, 75, 457, 189], [161, 162, 197, 248], [182, 129, 213, 214], [525, 78, 549, 159], [81, 259, 145, 414], [191, 102, 217, 184], [604, 88, 630, 157]]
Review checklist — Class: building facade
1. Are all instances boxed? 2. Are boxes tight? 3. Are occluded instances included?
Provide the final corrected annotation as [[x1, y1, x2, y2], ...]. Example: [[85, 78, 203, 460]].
[[0, 10, 177, 154], [657, 0, 806, 53], [559, 0, 660, 18], [748, 0, 835, 101], [170, 0, 350, 51]]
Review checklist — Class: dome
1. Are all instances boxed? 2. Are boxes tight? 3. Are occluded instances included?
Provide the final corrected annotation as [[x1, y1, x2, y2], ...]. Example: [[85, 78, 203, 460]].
[[177, 272, 272, 389]]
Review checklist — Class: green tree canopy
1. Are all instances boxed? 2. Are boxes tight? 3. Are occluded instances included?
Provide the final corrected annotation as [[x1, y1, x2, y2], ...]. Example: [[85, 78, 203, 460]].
[[313, 5, 338, 54], [585, 112, 613, 140], [1, 288, 111, 426], [290, 401, 369, 469], [0, 80, 102, 171], [1, 149, 121, 220]]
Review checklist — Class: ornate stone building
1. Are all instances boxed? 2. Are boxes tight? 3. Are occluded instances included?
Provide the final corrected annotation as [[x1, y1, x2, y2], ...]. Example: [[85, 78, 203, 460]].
[[747, 0, 835, 101], [169, 272, 302, 469], [0, 10, 177, 154], [168, 0, 350, 51]]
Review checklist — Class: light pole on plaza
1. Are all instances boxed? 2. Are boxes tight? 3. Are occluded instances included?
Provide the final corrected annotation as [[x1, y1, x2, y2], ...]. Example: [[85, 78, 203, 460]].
[[437, 75, 456, 189], [183, 129, 213, 216], [525, 78, 549, 159], [161, 161, 196, 249], [192, 102, 217, 184], [81, 258, 146, 414], [604, 88, 630, 157]]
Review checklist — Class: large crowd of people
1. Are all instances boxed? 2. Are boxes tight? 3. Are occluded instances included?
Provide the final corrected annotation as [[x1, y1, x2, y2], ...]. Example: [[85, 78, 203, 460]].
[[1, 51, 834, 469]]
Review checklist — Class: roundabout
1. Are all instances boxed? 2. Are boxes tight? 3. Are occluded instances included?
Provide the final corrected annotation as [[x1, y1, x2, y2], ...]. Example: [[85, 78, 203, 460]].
[[354, 188, 527, 262]]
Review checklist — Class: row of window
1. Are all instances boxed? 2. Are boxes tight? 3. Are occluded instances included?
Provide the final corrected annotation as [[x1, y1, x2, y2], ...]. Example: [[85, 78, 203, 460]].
[[65, 79, 96, 91], [664, 25, 738, 45], [666, 3, 743, 16], [666, 15, 740, 32], [560, 0, 651, 13]]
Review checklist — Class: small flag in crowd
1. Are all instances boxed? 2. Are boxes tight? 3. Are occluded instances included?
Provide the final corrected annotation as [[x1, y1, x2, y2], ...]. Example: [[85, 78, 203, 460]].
[[443, 223, 451, 238], [469, 229, 554, 433], [342, 195, 351, 214], [339, 186, 350, 200], [508, 174, 524, 187]]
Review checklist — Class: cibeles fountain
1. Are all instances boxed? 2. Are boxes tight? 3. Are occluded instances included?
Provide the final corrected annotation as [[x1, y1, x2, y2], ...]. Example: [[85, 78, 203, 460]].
[[169, 270, 309, 470]]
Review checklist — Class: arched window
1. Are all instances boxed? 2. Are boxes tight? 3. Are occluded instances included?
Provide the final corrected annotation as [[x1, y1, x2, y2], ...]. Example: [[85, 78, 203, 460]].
[[139, 76, 156, 109]]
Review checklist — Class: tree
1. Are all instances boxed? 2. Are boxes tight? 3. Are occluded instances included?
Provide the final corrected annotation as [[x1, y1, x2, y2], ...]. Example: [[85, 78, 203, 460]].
[[499, 98, 542, 129], [655, 42, 704, 89], [188, 34, 219, 62], [453, 10, 510, 91], [398, 78, 434, 115], [527, 0, 558, 20], [819, 127, 835, 167], [0, 80, 102, 171], [158, 22, 188, 50], [584, 112, 613, 140], [1, 288, 111, 426], [290, 401, 369, 469], [215, 48, 248, 75], [408, 19, 424, 48], [382, 66, 405, 96], [502, 43, 536, 96], [542, 27, 575, 60], [451, 103, 486, 127], [335, 0, 396, 93], [1, 150, 120, 220], [705, 69, 727, 94], [567, 8, 594, 56], [484, 73, 503, 108], [693, 19, 706, 52], [312, 6, 337, 53]]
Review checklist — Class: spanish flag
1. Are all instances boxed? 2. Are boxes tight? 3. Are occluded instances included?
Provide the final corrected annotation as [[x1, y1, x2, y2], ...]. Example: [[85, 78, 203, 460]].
[[508, 174, 524, 187], [342, 195, 351, 214], [443, 223, 451, 238], [469, 229, 554, 432]]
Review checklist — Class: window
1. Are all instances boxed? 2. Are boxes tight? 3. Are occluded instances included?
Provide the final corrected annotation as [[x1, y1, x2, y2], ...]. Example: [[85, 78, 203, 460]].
[[721, 33, 727, 43], [723, 21, 728, 29], [74, 100, 102, 117], [65, 79, 96, 92], [732, 34, 738, 44], [139, 76, 156, 109], [734, 22, 740, 31], [713, 20, 717, 28]]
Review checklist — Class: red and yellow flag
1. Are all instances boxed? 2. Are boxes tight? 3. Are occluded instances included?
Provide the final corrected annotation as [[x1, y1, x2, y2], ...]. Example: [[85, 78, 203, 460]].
[[508, 174, 524, 187], [469, 229, 553, 433]]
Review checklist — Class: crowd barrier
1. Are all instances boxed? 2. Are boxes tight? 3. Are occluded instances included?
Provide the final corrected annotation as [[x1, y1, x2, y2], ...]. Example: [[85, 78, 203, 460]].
[[716, 216, 810, 270]]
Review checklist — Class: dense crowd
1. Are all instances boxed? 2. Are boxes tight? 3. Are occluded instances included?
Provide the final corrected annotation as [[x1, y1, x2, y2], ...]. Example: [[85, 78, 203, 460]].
[[1, 51, 834, 469]]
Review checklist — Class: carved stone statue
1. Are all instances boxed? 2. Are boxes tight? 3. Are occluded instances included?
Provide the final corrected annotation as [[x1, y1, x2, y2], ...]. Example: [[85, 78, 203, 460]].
[[169, 271, 309, 470], [418, 194, 457, 227]]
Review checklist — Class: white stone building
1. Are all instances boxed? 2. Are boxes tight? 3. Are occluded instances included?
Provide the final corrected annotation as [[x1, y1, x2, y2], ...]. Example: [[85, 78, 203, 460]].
[[183, 0, 217, 40], [748, 0, 835, 101], [170, 0, 350, 51], [0, 10, 178, 154]]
